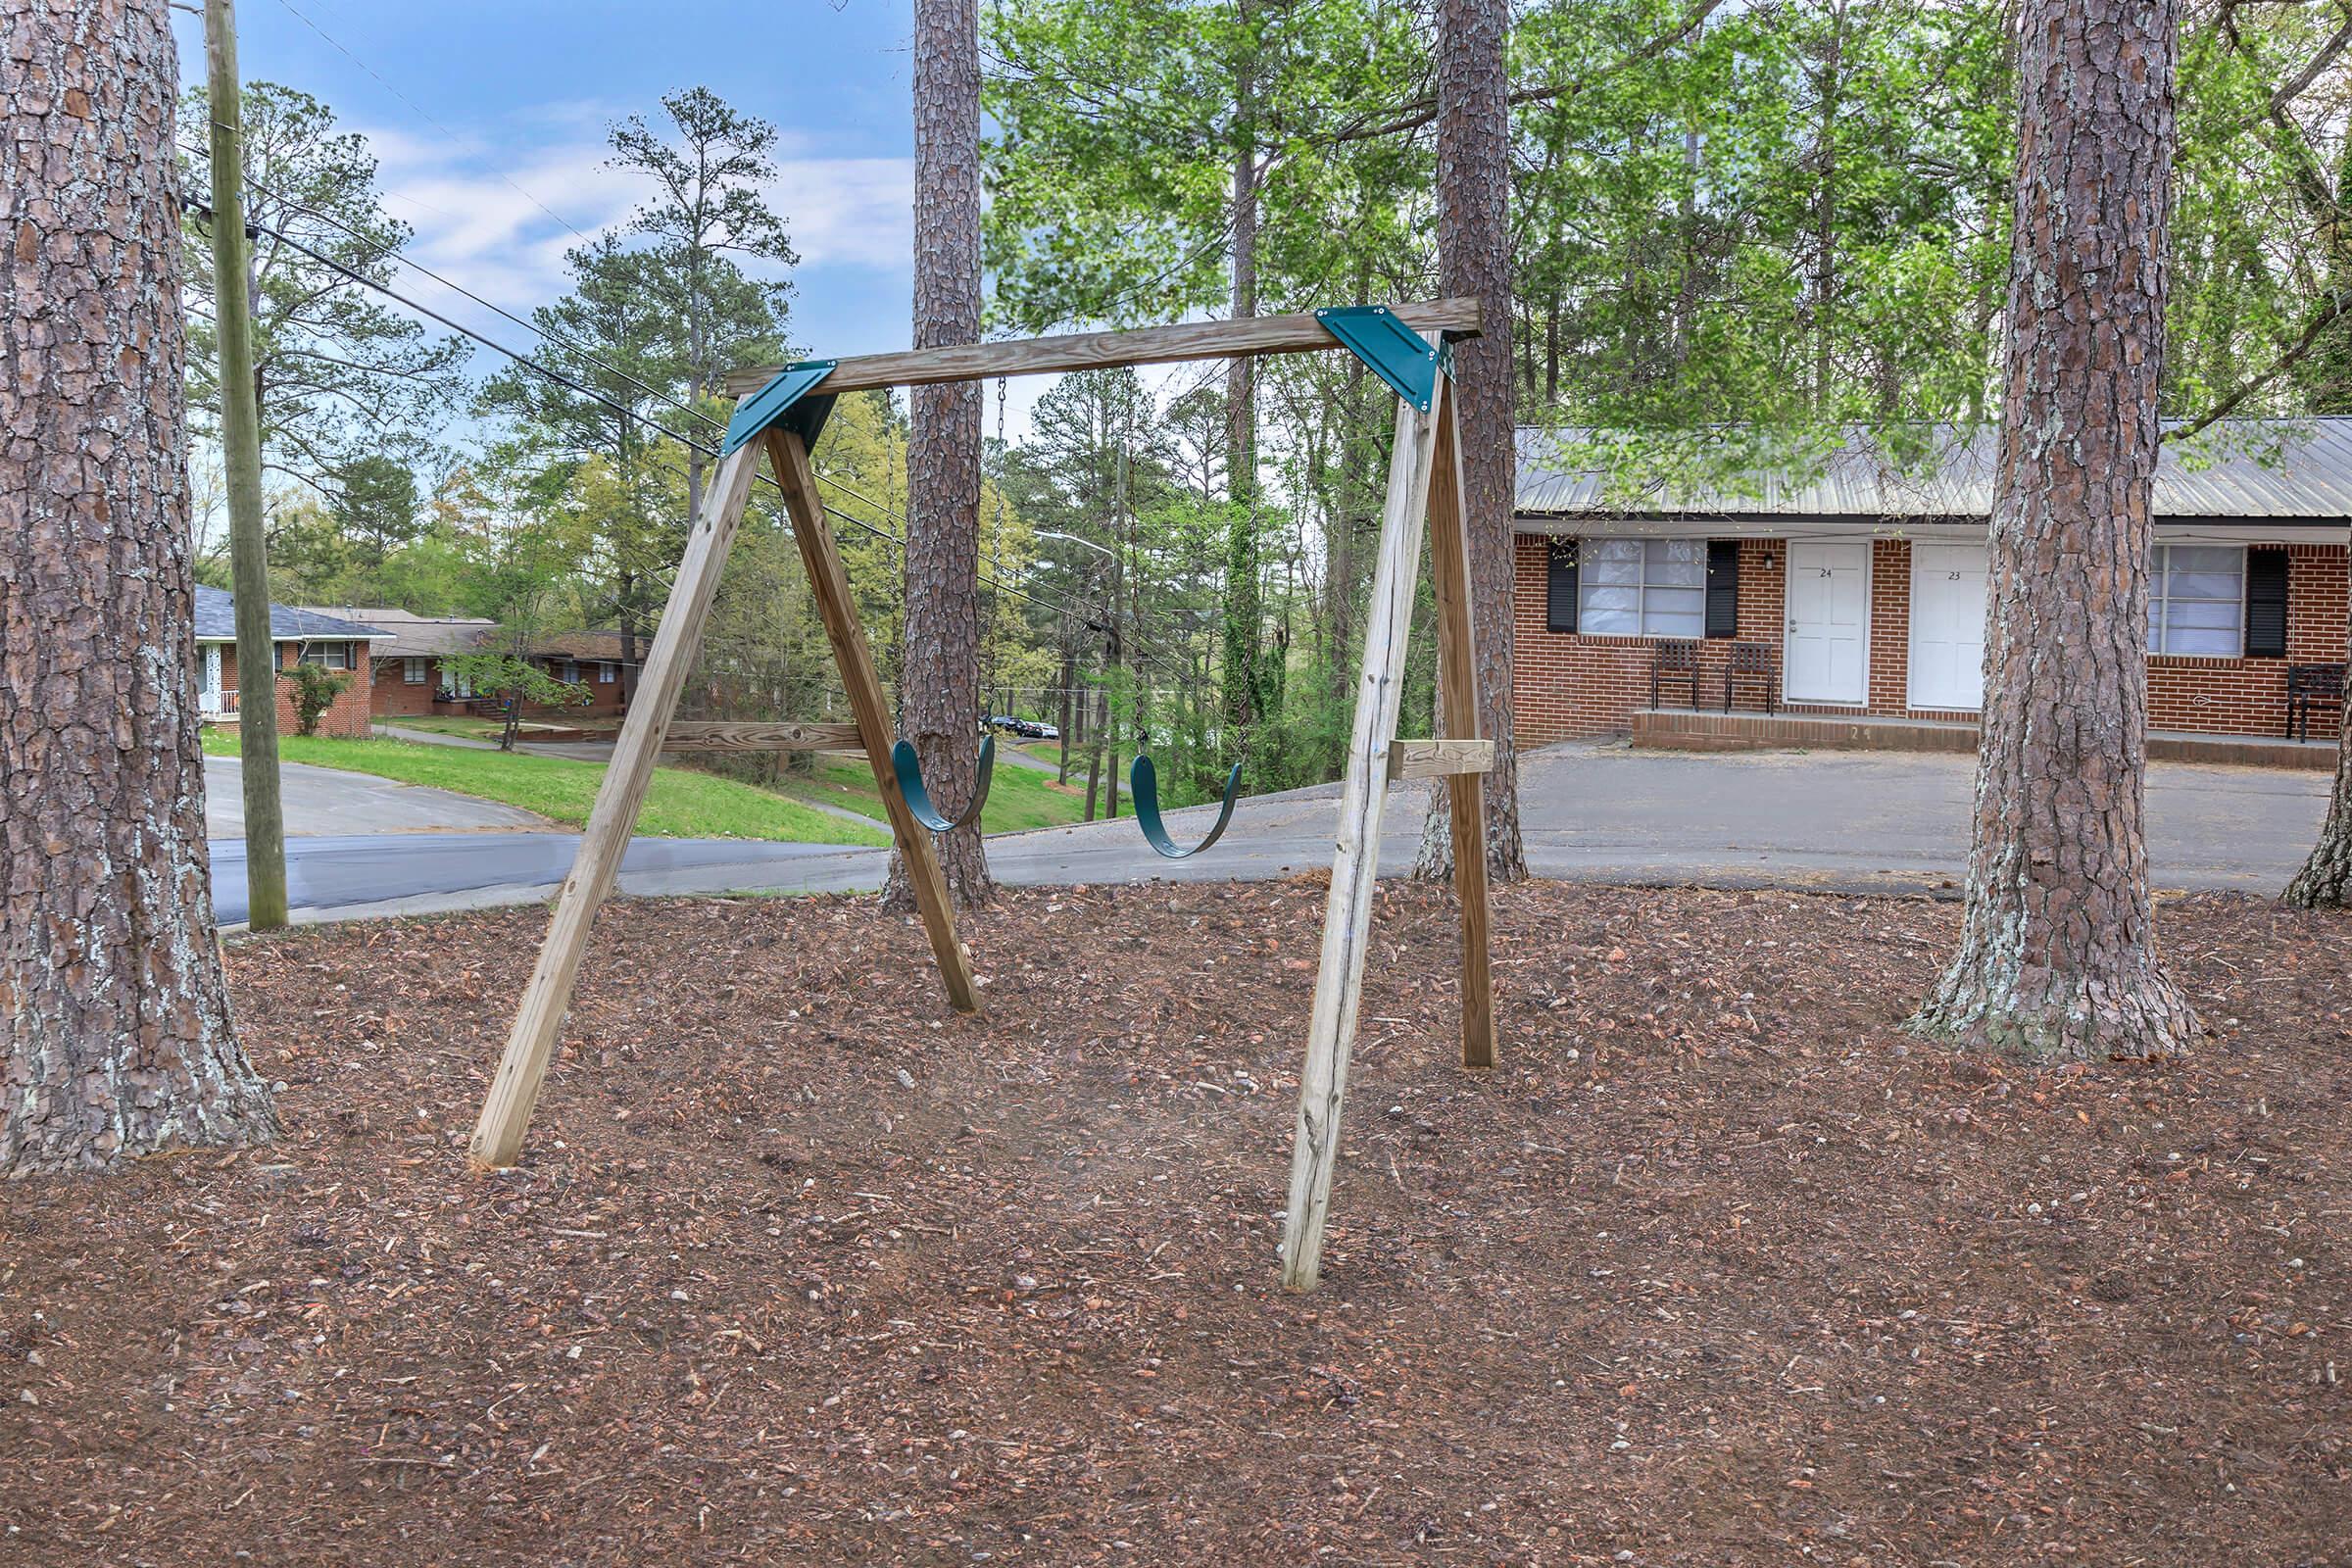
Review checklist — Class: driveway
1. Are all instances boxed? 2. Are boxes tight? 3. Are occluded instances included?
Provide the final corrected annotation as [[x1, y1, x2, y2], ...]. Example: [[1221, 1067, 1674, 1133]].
[[209, 834, 842, 927], [203, 743, 2330, 925], [612, 742, 2328, 901], [205, 755, 543, 838]]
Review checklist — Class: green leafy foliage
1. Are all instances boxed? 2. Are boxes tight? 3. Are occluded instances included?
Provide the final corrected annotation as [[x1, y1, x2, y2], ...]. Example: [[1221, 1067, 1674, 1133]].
[[278, 661, 355, 738]]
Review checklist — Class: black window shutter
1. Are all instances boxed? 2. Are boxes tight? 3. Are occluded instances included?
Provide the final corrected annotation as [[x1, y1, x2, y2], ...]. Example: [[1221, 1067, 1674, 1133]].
[[1705, 541, 1740, 639], [2245, 549, 2288, 659], [1545, 539, 1579, 633]]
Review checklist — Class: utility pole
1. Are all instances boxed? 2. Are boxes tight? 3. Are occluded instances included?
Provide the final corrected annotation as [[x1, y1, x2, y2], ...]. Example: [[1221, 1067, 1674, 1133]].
[[203, 0, 287, 929]]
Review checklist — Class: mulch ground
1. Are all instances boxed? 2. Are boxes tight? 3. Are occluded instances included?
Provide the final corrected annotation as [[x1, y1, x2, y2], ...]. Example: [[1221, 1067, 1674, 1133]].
[[3, 880, 2349, 1566]]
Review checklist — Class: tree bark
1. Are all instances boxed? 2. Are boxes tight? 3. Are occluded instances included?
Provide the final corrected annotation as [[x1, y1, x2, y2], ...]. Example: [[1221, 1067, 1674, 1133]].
[[1, 0, 274, 1174], [1912, 0, 2199, 1059], [887, 0, 994, 908], [1415, 0, 1529, 884], [1221, 15, 1265, 779]]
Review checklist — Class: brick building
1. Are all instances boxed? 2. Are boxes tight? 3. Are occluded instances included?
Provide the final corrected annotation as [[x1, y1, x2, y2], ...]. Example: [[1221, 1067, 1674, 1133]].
[[298, 609, 643, 723], [1512, 419, 2352, 747], [528, 630, 636, 719], [192, 587, 382, 739]]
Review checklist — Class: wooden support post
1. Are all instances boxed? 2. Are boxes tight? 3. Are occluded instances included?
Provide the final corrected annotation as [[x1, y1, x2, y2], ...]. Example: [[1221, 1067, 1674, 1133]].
[[762, 427, 980, 1015], [1428, 393, 1497, 1070], [204, 0, 287, 931], [469, 443, 762, 1169], [1279, 388, 1447, 1294]]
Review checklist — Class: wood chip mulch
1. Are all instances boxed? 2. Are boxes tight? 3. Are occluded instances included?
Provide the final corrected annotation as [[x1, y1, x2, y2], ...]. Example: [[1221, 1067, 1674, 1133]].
[[3, 879, 2348, 1565]]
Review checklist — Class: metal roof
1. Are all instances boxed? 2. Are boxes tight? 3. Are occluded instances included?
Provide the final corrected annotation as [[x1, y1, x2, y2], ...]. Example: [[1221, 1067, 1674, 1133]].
[[1515, 418, 2352, 520], [192, 585, 386, 642]]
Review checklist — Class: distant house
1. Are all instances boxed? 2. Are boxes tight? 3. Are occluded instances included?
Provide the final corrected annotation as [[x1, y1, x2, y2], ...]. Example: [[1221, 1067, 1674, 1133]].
[[300, 607, 499, 719], [529, 630, 639, 718], [1513, 418, 2352, 747], [298, 607, 645, 723], [193, 587, 385, 738]]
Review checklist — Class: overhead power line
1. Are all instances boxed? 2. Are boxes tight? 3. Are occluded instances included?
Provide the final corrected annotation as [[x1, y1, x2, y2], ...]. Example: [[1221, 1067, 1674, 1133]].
[[262, 0, 598, 248], [169, 188, 1198, 662], [185, 145, 1191, 647]]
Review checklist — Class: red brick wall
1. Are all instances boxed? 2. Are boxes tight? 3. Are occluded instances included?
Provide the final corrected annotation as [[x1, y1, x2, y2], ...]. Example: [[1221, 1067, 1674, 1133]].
[[1868, 539, 1909, 714], [1513, 532, 2351, 744], [1512, 536, 1787, 739], [522, 657, 628, 718], [2148, 544, 2345, 735], [370, 654, 442, 717], [219, 640, 374, 738]]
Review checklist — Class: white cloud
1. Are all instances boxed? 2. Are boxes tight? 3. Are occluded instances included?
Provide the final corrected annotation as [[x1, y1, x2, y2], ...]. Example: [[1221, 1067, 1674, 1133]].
[[765, 145, 914, 270], [358, 119, 913, 331]]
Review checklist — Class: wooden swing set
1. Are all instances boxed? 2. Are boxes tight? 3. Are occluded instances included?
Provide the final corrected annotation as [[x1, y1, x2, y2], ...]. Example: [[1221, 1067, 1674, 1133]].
[[467, 298, 1499, 1293]]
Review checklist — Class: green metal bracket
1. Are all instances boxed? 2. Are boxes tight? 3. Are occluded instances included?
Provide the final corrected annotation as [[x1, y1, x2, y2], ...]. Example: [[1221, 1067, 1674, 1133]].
[[721, 360, 838, 457], [1314, 306, 1446, 413], [1130, 755, 1243, 859], [892, 733, 996, 833]]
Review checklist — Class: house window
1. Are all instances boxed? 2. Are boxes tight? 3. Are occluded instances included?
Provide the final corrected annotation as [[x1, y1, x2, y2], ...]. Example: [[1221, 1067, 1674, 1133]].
[[1578, 538, 1707, 638], [402, 657, 429, 684], [597, 662, 617, 684], [300, 642, 353, 670], [2149, 545, 2244, 657], [560, 660, 581, 683], [449, 670, 475, 699]]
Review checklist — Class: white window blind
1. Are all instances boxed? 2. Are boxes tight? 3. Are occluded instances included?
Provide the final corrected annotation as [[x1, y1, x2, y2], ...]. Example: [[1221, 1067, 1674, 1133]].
[[2149, 545, 2243, 657], [1578, 539, 1707, 638]]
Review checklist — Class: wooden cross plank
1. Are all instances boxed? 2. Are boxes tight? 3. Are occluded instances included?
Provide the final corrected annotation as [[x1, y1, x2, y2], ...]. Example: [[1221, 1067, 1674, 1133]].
[[1279, 385, 1448, 1294], [469, 441, 763, 1170], [1387, 738, 1496, 781], [1427, 393, 1498, 1071], [724, 298, 1481, 397], [762, 426, 980, 1015], [657, 721, 863, 755]]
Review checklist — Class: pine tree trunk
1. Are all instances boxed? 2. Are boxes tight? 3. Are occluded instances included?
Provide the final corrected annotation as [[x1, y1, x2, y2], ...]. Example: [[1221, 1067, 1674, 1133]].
[[1, 0, 274, 1174], [886, 0, 993, 908], [1415, 0, 1529, 885], [1913, 0, 2199, 1059], [2285, 552, 2352, 906], [1221, 24, 1264, 777]]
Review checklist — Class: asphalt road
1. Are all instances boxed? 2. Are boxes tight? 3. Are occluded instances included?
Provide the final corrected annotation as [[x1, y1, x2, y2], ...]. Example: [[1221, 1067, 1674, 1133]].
[[205, 755, 542, 837], [212, 743, 2331, 925], [208, 834, 845, 927]]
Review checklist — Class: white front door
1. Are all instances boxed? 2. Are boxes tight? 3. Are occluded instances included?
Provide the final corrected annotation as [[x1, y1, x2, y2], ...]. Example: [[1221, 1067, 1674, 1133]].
[[1784, 541, 1871, 705], [199, 645, 223, 714], [1908, 542, 1987, 711]]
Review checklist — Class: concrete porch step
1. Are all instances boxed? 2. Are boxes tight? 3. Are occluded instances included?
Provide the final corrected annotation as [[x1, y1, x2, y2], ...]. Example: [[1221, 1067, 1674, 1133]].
[[1630, 707, 2337, 770]]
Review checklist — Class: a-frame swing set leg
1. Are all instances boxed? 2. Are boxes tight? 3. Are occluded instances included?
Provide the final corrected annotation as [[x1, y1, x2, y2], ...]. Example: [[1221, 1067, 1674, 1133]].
[[762, 426, 979, 1012], [1427, 394, 1496, 1070], [1279, 375, 1492, 1294], [466, 427, 976, 1171]]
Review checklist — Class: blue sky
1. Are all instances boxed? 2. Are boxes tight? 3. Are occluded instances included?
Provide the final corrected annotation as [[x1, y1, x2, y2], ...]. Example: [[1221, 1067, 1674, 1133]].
[[168, 0, 1054, 427]]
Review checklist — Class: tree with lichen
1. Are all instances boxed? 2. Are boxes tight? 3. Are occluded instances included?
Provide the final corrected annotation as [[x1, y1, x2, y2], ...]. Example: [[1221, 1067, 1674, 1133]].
[[1, 0, 274, 1174], [892, 0, 996, 908], [1910, 0, 2201, 1059]]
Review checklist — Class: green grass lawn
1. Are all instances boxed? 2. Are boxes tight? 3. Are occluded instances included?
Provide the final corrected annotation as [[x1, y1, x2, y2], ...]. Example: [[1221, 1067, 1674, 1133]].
[[774, 751, 1091, 836], [203, 730, 887, 847]]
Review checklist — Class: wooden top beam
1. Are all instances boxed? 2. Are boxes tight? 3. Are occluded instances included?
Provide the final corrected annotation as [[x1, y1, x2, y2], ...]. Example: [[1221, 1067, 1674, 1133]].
[[723, 298, 1481, 397]]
